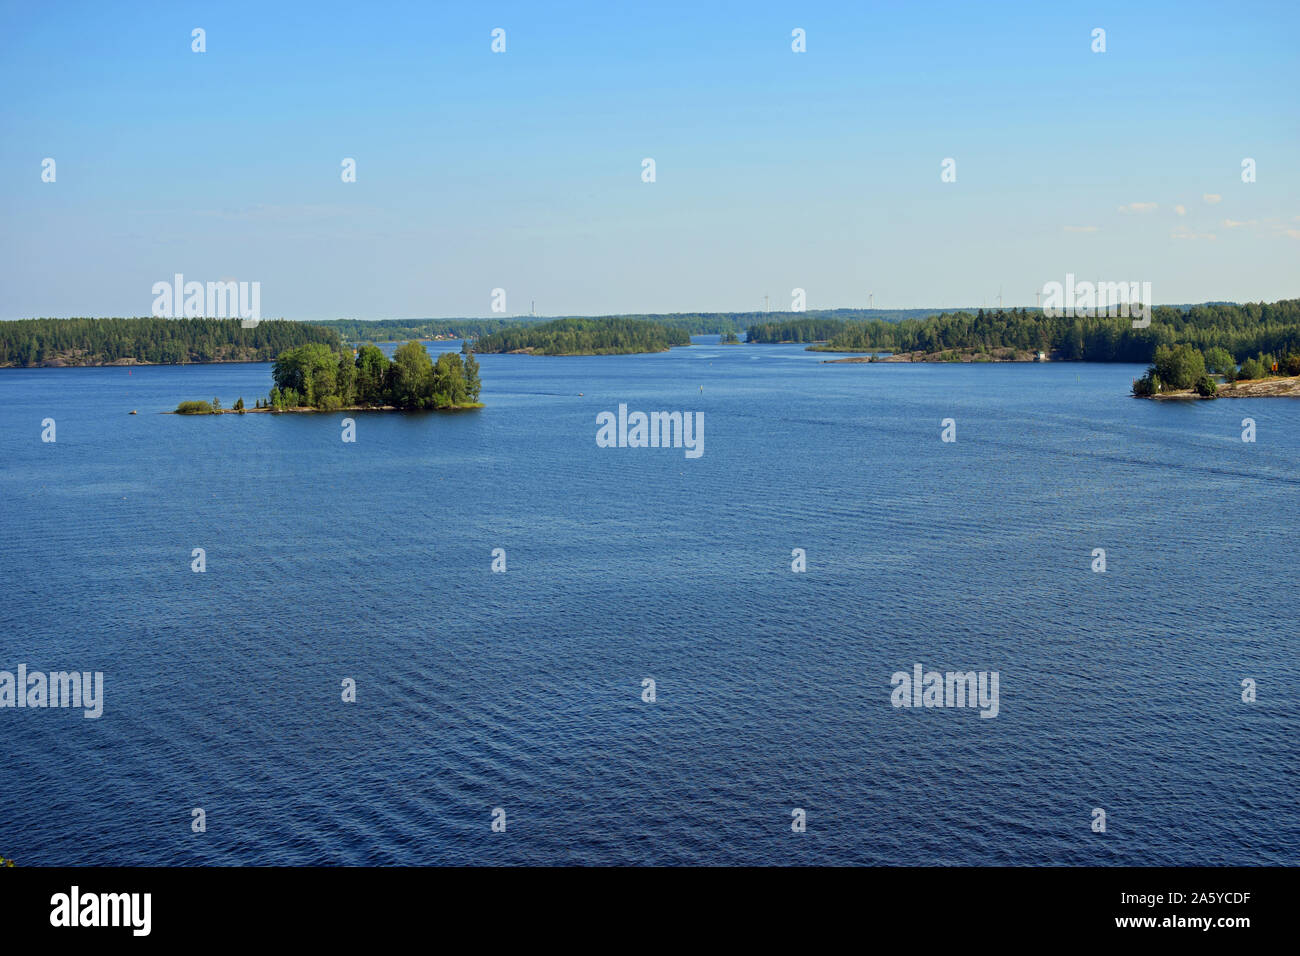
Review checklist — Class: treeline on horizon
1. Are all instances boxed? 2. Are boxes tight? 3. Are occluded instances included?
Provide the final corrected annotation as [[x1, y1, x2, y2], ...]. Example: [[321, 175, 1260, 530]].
[[316, 314, 745, 339], [746, 309, 1013, 342], [472, 317, 691, 355], [317, 317, 532, 342], [11, 304, 1298, 367], [316, 309, 955, 341], [748, 300, 1300, 362], [0, 317, 340, 367]]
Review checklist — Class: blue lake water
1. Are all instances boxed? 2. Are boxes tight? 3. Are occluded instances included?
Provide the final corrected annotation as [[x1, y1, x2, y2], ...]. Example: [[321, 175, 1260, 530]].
[[1, 337, 1297, 865]]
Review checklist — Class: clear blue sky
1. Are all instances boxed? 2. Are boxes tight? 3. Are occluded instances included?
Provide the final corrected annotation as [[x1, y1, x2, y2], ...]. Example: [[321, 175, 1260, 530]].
[[2, 0, 1297, 319]]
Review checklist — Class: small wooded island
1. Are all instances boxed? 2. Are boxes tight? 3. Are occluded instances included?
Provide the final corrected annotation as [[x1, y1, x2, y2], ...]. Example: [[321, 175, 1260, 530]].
[[174, 341, 482, 413], [1131, 344, 1300, 399], [471, 317, 690, 355]]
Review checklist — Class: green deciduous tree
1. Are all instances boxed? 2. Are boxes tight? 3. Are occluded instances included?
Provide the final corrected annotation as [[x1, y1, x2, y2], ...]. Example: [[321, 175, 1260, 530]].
[[1238, 356, 1267, 380], [355, 344, 388, 405], [1202, 346, 1235, 379], [387, 340, 434, 408], [463, 349, 481, 402], [1152, 344, 1206, 390]]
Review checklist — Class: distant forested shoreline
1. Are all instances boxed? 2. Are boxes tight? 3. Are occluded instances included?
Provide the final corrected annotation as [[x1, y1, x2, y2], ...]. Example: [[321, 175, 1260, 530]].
[[0, 318, 340, 367], [317, 309, 969, 342], [318, 314, 747, 341], [471, 317, 691, 355], [779, 300, 1300, 363], [8, 302, 1298, 369], [318, 317, 533, 343]]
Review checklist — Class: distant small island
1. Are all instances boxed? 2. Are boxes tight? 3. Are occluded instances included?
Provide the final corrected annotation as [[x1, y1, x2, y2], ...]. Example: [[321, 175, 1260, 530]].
[[471, 317, 690, 355], [173, 341, 482, 413]]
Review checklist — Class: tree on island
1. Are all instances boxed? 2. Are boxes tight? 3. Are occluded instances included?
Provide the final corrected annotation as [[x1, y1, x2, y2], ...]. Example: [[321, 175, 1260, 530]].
[[1238, 356, 1267, 380], [463, 349, 481, 402], [1152, 344, 1206, 390], [1202, 346, 1236, 380], [1132, 344, 1205, 395]]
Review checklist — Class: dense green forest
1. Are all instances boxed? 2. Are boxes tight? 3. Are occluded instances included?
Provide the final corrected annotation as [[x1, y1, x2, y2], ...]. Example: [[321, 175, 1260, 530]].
[[804, 300, 1300, 362], [472, 317, 691, 354], [0, 318, 340, 366], [608, 314, 742, 334], [744, 309, 983, 342], [746, 317, 851, 343], [265, 341, 481, 410]]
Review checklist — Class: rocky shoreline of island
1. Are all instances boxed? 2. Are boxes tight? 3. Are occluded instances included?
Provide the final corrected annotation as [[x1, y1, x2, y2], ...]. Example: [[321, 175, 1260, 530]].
[[821, 347, 1051, 364], [167, 402, 483, 415], [1140, 375, 1300, 400]]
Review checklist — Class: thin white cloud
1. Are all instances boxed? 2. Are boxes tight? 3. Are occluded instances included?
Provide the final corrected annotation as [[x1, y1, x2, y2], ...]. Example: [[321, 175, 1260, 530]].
[[1222, 219, 1258, 229], [1174, 204, 1186, 216], [1063, 225, 1099, 233], [1203, 194, 1222, 204], [1118, 202, 1158, 214], [1172, 225, 1216, 241]]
